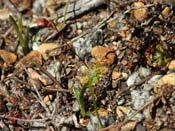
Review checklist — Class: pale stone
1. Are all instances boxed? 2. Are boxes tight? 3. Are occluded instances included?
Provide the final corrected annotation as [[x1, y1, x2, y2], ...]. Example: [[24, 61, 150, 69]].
[[132, 2, 147, 21]]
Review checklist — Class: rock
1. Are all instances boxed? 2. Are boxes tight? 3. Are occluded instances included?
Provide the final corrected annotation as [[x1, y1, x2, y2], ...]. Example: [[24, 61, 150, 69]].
[[36, 43, 59, 60], [107, 13, 128, 32], [68, 79, 74, 89], [155, 72, 175, 87], [127, 67, 150, 86], [32, 0, 45, 16], [159, 7, 170, 20], [116, 106, 132, 118], [72, 101, 80, 112], [132, 2, 148, 21], [127, 72, 140, 86], [47, 61, 62, 81], [61, 127, 68, 131], [121, 59, 128, 66], [138, 67, 151, 77], [121, 121, 137, 131], [73, 37, 89, 59], [168, 59, 175, 70], [72, 114, 80, 128], [144, 75, 162, 91], [87, 115, 104, 131], [161, 7, 170, 16], [43, 95, 53, 105], [131, 90, 150, 110], [0, 8, 12, 20], [73, 30, 103, 59], [77, 65, 89, 76], [135, 123, 146, 131], [28, 68, 52, 85], [79, 118, 89, 126], [128, 110, 145, 122], [0, 50, 17, 68], [116, 97, 125, 105], [112, 71, 121, 80], [91, 46, 115, 65]]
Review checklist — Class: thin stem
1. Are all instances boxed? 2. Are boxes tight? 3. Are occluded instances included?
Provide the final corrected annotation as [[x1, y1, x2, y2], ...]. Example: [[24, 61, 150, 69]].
[[60, 0, 71, 29], [89, 79, 103, 128], [79, 86, 88, 117]]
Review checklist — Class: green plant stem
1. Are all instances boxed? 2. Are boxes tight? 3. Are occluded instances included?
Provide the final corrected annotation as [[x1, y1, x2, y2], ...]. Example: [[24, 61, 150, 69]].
[[79, 86, 88, 117], [60, 0, 71, 29], [9, 15, 29, 55]]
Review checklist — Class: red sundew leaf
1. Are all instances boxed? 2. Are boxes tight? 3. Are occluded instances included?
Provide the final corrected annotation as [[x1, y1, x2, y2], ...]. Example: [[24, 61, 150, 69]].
[[144, 47, 155, 59], [37, 19, 51, 27]]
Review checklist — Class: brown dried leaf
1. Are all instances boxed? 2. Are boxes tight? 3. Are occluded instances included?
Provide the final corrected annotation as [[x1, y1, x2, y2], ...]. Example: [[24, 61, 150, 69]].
[[28, 68, 40, 80], [36, 43, 59, 60], [0, 50, 17, 67], [15, 50, 42, 71], [28, 68, 50, 86]]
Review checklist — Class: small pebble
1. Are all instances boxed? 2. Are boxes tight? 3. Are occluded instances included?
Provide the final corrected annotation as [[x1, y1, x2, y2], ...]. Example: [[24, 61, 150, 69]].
[[72, 101, 80, 112]]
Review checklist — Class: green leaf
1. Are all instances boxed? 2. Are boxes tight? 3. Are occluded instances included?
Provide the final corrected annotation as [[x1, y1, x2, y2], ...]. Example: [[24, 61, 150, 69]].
[[73, 87, 80, 101], [73, 87, 86, 117], [85, 111, 92, 117], [18, 14, 23, 34], [9, 15, 19, 32], [9, 15, 29, 55], [9, 15, 25, 47]]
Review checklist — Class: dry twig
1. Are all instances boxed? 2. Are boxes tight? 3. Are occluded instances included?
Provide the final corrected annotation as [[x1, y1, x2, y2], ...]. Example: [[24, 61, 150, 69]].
[[31, 63, 71, 93], [99, 94, 162, 131], [116, 70, 164, 98]]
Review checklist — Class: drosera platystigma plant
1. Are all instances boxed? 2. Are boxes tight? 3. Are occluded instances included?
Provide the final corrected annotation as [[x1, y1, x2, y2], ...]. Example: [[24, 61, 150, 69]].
[[153, 44, 170, 67], [73, 65, 106, 128], [9, 15, 30, 55]]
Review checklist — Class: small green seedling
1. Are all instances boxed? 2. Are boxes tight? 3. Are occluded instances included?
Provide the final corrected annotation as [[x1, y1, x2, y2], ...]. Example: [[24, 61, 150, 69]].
[[9, 15, 30, 55], [153, 44, 169, 67], [73, 65, 104, 128]]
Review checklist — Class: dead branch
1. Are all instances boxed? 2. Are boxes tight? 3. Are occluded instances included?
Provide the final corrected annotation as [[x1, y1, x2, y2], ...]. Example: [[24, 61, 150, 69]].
[[57, 0, 106, 22]]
